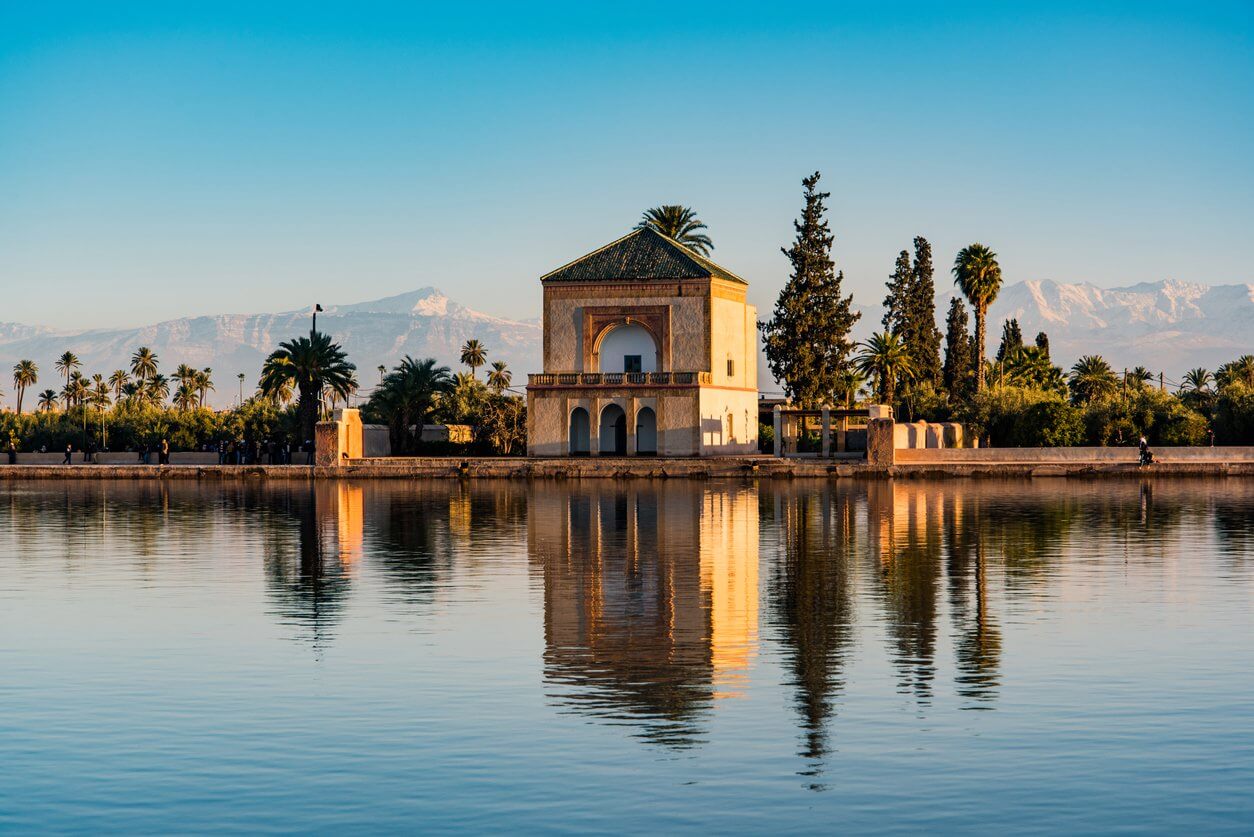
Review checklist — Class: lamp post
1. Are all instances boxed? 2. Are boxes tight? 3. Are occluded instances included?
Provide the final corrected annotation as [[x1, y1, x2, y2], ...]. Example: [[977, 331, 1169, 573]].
[[312, 303, 323, 337]]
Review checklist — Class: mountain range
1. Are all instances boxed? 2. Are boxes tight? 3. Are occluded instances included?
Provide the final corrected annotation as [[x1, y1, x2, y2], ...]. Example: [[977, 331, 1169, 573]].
[[938, 279, 1254, 378], [0, 279, 1249, 409], [0, 288, 541, 408]]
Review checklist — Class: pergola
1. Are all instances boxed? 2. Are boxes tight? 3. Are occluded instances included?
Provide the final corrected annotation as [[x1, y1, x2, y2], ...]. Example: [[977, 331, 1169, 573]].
[[770, 404, 890, 458]]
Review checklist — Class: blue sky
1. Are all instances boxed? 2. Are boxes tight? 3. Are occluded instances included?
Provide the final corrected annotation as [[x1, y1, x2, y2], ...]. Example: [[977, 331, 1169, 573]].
[[1, 1, 1251, 330]]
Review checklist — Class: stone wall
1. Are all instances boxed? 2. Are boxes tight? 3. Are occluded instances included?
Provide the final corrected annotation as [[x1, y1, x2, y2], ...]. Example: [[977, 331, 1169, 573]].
[[896, 446, 1254, 464], [542, 283, 710, 373]]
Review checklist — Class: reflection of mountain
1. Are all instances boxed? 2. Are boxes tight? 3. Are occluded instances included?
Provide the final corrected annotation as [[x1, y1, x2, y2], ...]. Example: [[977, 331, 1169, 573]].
[[528, 483, 758, 748]]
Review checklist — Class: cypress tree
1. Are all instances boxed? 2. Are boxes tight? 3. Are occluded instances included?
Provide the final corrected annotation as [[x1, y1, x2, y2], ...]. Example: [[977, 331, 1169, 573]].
[[1034, 331, 1050, 357], [905, 236, 942, 386], [943, 297, 973, 398], [882, 238, 942, 390], [882, 249, 912, 334], [760, 171, 860, 406], [995, 318, 1023, 362]]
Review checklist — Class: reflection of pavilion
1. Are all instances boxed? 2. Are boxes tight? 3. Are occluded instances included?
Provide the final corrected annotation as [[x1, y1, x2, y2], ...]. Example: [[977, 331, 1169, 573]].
[[528, 483, 758, 746]]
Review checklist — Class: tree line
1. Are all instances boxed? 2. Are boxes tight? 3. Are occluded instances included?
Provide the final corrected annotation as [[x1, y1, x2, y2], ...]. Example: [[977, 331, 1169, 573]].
[[749, 171, 1253, 446], [3, 335, 525, 456]]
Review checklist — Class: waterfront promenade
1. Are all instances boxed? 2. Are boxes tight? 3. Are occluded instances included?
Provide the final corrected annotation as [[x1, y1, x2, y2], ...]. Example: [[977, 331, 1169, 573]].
[[3, 447, 1254, 480]]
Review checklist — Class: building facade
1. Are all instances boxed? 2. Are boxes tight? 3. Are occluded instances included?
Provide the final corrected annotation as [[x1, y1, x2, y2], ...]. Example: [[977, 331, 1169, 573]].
[[526, 228, 759, 457]]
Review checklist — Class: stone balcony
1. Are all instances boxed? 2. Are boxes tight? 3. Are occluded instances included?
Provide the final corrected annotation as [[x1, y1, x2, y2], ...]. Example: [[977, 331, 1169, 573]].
[[527, 371, 712, 387]]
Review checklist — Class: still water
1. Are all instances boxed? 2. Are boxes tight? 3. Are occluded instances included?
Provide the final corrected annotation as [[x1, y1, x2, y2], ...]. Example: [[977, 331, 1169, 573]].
[[1, 478, 1252, 833]]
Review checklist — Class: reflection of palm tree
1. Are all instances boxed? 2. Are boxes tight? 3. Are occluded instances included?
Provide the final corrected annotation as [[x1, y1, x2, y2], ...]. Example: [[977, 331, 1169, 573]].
[[945, 495, 1001, 702], [263, 487, 351, 651]]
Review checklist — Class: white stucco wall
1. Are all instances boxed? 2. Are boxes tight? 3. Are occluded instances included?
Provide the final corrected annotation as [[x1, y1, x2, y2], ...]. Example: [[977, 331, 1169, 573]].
[[698, 388, 760, 455]]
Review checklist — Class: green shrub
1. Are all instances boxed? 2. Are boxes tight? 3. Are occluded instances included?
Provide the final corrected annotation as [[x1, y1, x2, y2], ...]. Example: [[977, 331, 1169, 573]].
[[964, 386, 1081, 447]]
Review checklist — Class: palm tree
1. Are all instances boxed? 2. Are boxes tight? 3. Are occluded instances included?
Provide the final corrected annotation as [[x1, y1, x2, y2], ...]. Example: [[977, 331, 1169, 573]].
[[1128, 366, 1154, 390], [487, 360, 512, 394], [460, 339, 487, 379], [367, 356, 454, 454], [855, 332, 915, 404], [65, 372, 88, 409], [55, 351, 80, 390], [194, 369, 214, 407], [260, 331, 357, 443], [1217, 355, 1254, 389], [174, 363, 197, 388], [37, 389, 59, 413], [834, 369, 866, 410], [108, 369, 130, 402], [145, 373, 171, 406], [635, 205, 714, 256], [951, 244, 1003, 393], [377, 364, 387, 384], [1002, 345, 1067, 394], [91, 376, 111, 407], [1069, 355, 1119, 404], [12, 360, 37, 415], [174, 382, 198, 411], [1181, 368, 1212, 395], [131, 346, 159, 383]]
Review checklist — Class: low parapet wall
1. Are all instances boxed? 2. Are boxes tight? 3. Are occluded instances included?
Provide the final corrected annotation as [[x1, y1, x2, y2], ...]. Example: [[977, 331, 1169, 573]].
[[1, 455, 1253, 480], [896, 446, 1254, 464]]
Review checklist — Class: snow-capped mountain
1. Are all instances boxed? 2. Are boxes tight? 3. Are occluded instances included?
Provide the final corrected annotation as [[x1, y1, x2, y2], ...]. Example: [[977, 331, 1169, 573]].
[[0, 288, 541, 409], [957, 279, 1254, 374]]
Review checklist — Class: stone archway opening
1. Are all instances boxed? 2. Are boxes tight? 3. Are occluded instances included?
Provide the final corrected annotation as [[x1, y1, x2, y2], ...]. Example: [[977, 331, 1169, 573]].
[[599, 404, 627, 455], [636, 407, 657, 455], [569, 407, 590, 456]]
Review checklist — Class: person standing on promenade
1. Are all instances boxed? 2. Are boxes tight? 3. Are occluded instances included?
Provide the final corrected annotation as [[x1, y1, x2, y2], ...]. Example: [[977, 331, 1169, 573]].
[[62, 443, 72, 465], [159, 438, 170, 465], [7, 441, 17, 465]]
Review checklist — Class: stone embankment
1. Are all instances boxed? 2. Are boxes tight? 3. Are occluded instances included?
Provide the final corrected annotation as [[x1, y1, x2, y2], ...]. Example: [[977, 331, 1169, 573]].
[[1, 450, 1253, 480]]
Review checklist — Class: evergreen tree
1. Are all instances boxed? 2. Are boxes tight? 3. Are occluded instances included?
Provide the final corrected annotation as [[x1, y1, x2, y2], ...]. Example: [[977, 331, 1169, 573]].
[[943, 297, 973, 399], [904, 236, 942, 386], [1034, 331, 1050, 357], [881, 237, 942, 392], [995, 318, 1023, 362], [760, 172, 860, 406], [882, 249, 912, 334]]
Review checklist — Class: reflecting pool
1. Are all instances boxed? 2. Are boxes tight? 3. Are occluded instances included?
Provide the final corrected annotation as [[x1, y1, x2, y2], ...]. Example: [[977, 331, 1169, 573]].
[[1, 479, 1252, 832]]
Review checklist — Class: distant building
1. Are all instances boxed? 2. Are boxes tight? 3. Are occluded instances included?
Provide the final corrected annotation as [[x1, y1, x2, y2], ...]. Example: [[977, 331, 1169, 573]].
[[526, 228, 759, 456]]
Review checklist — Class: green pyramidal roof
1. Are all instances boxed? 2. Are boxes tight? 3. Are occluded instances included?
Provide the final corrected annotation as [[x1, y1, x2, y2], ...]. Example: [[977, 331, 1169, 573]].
[[540, 227, 747, 285]]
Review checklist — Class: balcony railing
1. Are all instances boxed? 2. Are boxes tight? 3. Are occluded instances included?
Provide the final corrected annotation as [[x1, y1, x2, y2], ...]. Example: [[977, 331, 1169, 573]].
[[528, 371, 712, 387]]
